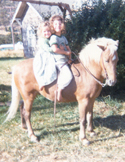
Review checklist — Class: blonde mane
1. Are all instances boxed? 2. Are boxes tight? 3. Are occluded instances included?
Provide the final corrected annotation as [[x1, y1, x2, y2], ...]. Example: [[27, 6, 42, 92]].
[[79, 37, 118, 66]]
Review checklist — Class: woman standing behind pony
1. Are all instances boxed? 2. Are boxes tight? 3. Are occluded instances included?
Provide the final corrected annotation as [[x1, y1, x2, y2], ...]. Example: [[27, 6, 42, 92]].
[[33, 21, 57, 91], [49, 15, 73, 101]]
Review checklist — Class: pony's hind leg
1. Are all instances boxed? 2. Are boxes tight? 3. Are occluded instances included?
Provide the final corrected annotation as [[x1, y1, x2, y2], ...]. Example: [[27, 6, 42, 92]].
[[23, 98, 38, 142], [19, 101, 27, 129], [20, 90, 38, 142]]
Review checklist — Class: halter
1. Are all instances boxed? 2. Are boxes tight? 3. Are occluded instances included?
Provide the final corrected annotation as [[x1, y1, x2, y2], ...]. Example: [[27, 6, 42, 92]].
[[72, 51, 109, 87]]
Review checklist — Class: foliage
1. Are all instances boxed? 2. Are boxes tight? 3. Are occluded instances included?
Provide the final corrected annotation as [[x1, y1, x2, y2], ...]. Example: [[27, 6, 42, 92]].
[[0, 0, 18, 26], [0, 33, 22, 44], [66, 0, 125, 93]]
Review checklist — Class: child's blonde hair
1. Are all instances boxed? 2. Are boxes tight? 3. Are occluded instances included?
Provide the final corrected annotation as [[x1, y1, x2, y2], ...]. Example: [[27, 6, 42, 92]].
[[49, 15, 66, 34], [37, 21, 51, 37]]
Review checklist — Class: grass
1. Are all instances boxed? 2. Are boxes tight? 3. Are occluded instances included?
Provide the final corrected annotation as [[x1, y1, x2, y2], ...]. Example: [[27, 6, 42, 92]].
[[0, 53, 125, 162], [0, 49, 24, 58], [0, 50, 24, 85]]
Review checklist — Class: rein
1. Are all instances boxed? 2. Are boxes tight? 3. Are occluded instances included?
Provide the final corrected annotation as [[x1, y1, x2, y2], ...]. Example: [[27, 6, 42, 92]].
[[53, 51, 108, 120], [72, 51, 108, 87]]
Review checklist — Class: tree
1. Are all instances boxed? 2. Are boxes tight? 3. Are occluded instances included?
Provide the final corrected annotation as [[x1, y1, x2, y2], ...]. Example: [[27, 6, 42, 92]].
[[66, 0, 125, 93]]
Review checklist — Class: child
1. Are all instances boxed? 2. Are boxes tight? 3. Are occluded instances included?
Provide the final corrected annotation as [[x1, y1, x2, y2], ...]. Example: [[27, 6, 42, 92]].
[[49, 15, 73, 101], [33, 21, 57, 91], [37, 21, 53, 53]]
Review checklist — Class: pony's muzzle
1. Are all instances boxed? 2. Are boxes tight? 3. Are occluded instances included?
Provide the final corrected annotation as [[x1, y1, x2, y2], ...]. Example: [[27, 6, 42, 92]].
[[106, 79, 117, 86]]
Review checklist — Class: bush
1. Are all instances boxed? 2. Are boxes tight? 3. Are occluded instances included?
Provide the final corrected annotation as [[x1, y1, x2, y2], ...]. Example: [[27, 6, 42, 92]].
[[65, 0, 125, 93], [0, 33, 22, 44]]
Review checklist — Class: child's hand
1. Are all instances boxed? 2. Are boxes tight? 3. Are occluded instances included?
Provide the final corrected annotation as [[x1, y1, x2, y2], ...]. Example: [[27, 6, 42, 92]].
[[60, 45, 65, 50], [60, 45, 71, 56], [66, 51, 71, 56], [68, 59, 72, 64]]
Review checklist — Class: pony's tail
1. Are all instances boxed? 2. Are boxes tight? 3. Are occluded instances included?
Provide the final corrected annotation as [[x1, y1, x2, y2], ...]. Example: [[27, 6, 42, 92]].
[[4, 67, 20, 122]]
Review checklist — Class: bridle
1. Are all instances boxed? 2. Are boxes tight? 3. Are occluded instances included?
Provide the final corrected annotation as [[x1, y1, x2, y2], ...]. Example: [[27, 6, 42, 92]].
[[72, 51, 109, 87], [100, 50, 109, 86]]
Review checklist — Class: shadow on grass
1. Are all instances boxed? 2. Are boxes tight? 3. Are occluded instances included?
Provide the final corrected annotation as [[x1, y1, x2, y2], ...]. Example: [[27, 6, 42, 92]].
[[0, 85, 11, 113], [92, 115, 125, 144], [32, 100, 77, 112], [91, 134, 123, 144], [0, 57, 24, 61], [99, 90, 125, 102], [34, 121, 79, 132], [34, 114, 125, 142], [0, 84, 11, 91], [94, 114, 125, 130], [37, 124, 80, 141]]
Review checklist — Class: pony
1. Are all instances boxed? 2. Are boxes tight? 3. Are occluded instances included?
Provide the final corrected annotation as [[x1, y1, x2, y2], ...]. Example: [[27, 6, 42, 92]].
[[5, 37, 119, 146]]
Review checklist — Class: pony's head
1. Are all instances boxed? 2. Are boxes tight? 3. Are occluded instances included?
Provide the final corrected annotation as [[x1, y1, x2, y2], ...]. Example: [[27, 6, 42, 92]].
[[79, 37, 119, 86], [97, 38, 119, 86]]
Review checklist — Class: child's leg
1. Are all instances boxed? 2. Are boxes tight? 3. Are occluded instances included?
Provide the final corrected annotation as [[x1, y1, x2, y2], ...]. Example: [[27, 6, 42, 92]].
[[56, 64, 73, 101], [57, 64, 73, 88]]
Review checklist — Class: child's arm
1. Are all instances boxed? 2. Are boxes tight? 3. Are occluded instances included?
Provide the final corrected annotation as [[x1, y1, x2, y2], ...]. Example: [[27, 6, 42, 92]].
[[66, 45, 71, 60], [51, 44, 71, 56], [59, 44, 72, 64]]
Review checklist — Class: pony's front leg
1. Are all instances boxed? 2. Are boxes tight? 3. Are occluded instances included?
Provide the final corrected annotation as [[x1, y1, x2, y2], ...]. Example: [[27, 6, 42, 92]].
[[86, 104, 97, 137], [78, 99, 90, 146], [23, 100, 38, 142]]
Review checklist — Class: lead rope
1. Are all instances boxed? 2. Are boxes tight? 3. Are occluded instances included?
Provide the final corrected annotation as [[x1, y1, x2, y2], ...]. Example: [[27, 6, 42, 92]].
[[53, 60, 73, 121], [53, 59, 75, 121], [72, 51, 108, 87], [54, 89, 57, 119], [54, 85, 58, 125]]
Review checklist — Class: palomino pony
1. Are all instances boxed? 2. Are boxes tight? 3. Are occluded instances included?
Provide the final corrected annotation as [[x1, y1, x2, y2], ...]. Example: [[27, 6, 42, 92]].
[[5, 37, 119, 146]]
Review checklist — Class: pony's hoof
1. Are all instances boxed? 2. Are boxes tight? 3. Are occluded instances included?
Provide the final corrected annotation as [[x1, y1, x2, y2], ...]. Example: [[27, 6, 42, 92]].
[[82, 139, 90, 146], [90, 131, 97, 137], [30, 134, 39, 143], [21, 124, 27, 130]]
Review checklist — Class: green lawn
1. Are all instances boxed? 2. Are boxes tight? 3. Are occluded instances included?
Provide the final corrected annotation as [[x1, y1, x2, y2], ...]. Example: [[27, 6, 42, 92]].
[[0, 56, 125, 162]]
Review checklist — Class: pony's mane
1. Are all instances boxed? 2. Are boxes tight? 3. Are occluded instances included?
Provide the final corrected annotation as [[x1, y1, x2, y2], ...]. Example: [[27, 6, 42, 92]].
[[79, 37, 118, 66]]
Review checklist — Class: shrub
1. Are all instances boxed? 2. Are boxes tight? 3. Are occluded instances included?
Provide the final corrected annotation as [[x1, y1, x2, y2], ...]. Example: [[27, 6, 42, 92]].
[[0, 33, 22, 45], [65, 0, 125, 93]]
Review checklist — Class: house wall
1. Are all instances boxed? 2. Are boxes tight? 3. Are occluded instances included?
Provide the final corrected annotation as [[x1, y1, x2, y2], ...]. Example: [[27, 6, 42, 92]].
[[22, 6, 42, 58], [19, 2, 69, 58]]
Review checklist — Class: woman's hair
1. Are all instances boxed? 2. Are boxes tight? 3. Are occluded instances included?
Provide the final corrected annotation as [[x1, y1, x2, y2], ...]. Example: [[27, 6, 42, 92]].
[[49, 15, 66, 34], [37, 21, 51, 36]]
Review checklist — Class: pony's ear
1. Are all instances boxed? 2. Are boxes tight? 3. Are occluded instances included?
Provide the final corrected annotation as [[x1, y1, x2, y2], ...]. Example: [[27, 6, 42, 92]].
[[97, 43, 107, 51], [116, 40, 119, 46]]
